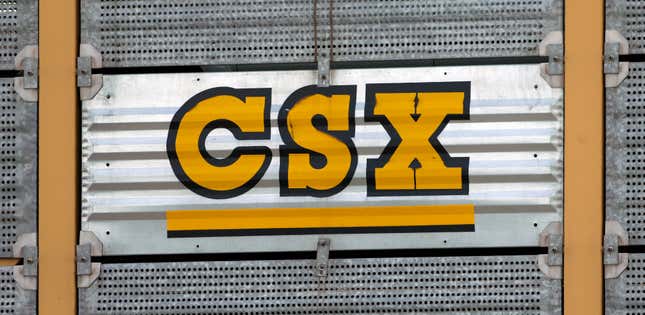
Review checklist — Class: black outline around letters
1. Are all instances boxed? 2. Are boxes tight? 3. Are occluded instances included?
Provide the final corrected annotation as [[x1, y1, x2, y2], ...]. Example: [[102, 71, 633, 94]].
[[365, 82, 471, 196], [278, 85, 358, 198], [167, 87, 272, 199]]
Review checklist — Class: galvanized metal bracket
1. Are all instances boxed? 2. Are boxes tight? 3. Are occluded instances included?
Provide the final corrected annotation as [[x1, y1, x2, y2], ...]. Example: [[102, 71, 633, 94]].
[[314, 0, 333, 86], [537, 222, 562, 279], [604, 220, 628, 279], [77, 231, 103, 288], [604, 30, 629, 88], [314, 238, 330, 278], [14, 45, 38, 102], [539, 32, 563, 88], [78, 44, 103, 101], [12, 233, 37, 290]]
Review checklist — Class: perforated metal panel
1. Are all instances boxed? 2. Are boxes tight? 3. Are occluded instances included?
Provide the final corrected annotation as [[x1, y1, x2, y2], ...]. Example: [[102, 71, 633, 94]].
[[78, 256, 561, 315], [0, 0, 38, 70], [0, 266, 36, 315], [606, 0, 645, 54], [606, 63, 645, 244], [80, 0, 562, 68], [606, 254, 645, 314], [0, 79, 36, 257]]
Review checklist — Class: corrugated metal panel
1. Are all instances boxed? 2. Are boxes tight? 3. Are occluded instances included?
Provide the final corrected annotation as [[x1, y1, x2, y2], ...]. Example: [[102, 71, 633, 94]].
[[78, 255, 561, 315], [82, 65, 563, 255], [0, 0, 38, 70], [0, 266, 36, 315], [606, 63, 645, 244], [0, 79, 36, 257], [606, 0, 645, 54], [80, 0, 562, 68]]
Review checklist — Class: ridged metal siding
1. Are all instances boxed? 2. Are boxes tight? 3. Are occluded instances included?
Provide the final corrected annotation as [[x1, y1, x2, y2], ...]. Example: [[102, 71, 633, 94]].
[[79, 256, 561, 315], [81, 65, 563, 255], [80, 0, 562, 68]]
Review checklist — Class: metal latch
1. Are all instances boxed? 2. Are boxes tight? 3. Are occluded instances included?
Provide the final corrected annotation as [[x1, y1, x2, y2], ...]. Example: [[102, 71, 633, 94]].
[[315, 238, 330, 277], [537, 222, 562, 279], [12, 233, 37, 290], [538, 32, 563, 88], [77, 44, 103, 100], [604, 30, 629, 88], [14, 45, 38, 102], [604, 221, 628, 279], [77, 231, 103, 288]]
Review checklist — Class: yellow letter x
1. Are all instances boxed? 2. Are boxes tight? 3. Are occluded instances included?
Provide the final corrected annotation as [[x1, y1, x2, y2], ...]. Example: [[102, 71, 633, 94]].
[[365, 83, 470, 196]]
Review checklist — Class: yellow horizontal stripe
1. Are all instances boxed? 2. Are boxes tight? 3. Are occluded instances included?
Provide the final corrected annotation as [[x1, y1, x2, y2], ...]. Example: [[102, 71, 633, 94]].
[[166, 204, 474, 231]]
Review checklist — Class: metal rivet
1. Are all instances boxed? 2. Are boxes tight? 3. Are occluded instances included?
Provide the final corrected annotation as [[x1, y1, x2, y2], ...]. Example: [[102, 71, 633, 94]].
[[607, 246, 615, 253], [80, 257, 87, 262], [26, 258, 33, 264]]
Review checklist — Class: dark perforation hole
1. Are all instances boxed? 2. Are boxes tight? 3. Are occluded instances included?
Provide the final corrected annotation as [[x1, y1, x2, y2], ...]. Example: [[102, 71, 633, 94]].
[[106, 94, 111, 99], [105, 163, 110, 167], [443, 240, 447, 244], [534, 84, 538, 89], [196, 244, 200, 248], [106, 230, 110, 235], [533, 154, 538, 158], [196, 78, 200, 82], [533, 222, 538, 227], [443, 72, 447, 75]]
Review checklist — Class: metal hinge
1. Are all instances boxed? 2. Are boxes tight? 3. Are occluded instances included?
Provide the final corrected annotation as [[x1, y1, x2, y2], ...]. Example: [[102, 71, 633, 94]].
[[77, 44, 103, 100], [604, 221, 628, 279], [12, 233, 37, 290], [14, 45, 38, 102], [604, 30, 629, 88], [537, 222, 562, 279], [539, 32, 563, 88], [77, 231, 103, 288], [314, 238, 330, 278]]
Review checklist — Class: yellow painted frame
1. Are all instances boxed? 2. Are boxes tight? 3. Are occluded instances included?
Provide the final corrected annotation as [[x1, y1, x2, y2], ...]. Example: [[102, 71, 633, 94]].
[[38, 0, 78, 313], [563, 0, 605, 314], [23, 0, 606, 313]]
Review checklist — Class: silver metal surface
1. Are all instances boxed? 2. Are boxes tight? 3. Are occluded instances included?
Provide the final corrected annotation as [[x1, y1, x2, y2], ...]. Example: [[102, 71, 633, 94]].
[[0, 0, 38, 70], [606, 253, 645, 314], [606, 62, 645, 245], [0, 79, 37, 258], [606, 0, 645, 54], [78, 255, 561, 315], [0, 266, 36, 315], [80, 0, 562, 68], [82, 65, 563, 255]]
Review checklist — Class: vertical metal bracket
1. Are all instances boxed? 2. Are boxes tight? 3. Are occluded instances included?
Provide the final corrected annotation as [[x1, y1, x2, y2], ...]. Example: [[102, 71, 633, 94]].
[[537, 222, 563, 279], [14, 45, 38, 102], [12, 233, 37, 290], [314, 0, 333, 86], [604, 221, 628, 279], [539, 32, 563, 88], [314, 238, 330, 278], [604, 30, 629, 88], [77, 231, 103, 288], [78, 44, 103, 101]]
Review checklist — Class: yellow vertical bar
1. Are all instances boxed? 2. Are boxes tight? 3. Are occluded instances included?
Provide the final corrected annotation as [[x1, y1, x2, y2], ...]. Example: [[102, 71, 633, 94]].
[[39, 0, 78, 313], [564, 0, 604, 314]]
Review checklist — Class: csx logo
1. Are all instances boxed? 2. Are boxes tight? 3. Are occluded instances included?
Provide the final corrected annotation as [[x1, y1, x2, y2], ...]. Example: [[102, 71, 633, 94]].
[[167, 82, 471, 199]]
